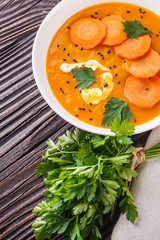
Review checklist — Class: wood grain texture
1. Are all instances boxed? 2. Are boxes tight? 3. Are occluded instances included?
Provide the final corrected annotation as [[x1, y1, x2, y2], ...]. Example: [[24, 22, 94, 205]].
[[0, 0, 150, 239]]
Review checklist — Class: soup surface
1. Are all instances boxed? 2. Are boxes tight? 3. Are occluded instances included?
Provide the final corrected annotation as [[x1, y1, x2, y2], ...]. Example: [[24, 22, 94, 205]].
[[46, 2, 160, 128]]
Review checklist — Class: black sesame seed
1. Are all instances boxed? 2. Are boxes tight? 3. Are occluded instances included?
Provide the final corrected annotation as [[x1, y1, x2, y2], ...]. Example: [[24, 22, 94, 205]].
[[99, 18, 101, 20], [75, 44, 78, 47], [95, 12, 98, 14], [117, 81, 121, 84], [75, 85, 77, 89], [141, 15, 143, 18], [60, 88, 64, 93], [66, 81, 70, 84], [97, 52, 100, 55], [63, 59, 66, 61], [123, 60, 126, 63], [149, 77, 152, 79], [63, 48, 66, 51], [89, 109, 92, 112], [80, 47, 83, 51], [75, 115, 79, 117], [115, 74, 118, 77], [102, 56, 104, 60], [73, 76, 75, 79], [126, 10, 130, 13], [134, 119, 137, 123], [104, 84, 108, 88], [109, 66, 112, 69], [89, 118, 93, 120], [113, 65, 116, 68], [143, 11, 146, 14], [89, 103, 92, 106], [67, 53, 70, 56], [82, 108, 86, 111], [156, 34, 159, 37], [146, 88, 149, 91], [67, 26, 70, 29], [79, 90, 82, 93], [107, 50, 111, 54], [91, 15, 94, 18], [57, 44, 60, 47], [139, 8, 142, 12], [94, 17, 97, 19], [100, 53, 103, 56], [149, 34, 152, 38], [73, 59, 77, 62], [79, 108, 82, 110]]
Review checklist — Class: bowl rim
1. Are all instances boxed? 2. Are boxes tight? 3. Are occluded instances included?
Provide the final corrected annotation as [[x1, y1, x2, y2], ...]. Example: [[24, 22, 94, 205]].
[[32, 0, 160, 136]]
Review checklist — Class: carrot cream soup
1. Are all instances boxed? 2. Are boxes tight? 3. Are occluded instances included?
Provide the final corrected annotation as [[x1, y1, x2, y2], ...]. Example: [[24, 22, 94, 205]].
[[46, 2, 160, 128]]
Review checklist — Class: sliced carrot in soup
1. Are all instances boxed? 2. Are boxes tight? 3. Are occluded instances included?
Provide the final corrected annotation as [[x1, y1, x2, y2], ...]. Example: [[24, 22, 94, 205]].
[[128, 49, 160, 78], [70, 18, 106, 49], [114, 34, 151, 59], [101, 15, 127, 46], [124, 76, 160, 108]]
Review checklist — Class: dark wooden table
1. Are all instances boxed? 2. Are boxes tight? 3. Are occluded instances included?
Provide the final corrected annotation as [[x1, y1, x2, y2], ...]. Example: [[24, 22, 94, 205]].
[[0, 1, 151, 239]]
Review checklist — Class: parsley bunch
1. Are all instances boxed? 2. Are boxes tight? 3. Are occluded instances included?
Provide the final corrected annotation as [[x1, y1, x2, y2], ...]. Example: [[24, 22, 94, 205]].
[[32, 118, 160, 240]]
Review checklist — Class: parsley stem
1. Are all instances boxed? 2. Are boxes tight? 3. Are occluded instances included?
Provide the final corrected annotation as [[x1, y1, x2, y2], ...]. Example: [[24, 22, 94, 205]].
[[144, 143, 160, 160], [51, 151, 77, 155]]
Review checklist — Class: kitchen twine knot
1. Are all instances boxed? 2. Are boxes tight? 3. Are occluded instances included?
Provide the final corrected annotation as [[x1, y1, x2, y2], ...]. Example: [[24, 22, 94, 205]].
[[128, 147, 145, 183], [131, 147, 145, 170]]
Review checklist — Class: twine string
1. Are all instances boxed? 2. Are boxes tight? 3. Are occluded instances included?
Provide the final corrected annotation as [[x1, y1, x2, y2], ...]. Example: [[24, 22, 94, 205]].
[[128, 147, 145, 184]]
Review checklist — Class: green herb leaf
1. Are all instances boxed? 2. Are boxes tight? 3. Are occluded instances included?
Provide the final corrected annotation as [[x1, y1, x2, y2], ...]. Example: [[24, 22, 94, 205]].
[[102, 97, 134, 127], [73, 203, 89, 215], [35, 161, 56, 177], [127, 203, 138, 223], [72, 67, 96, 89], [110, 117, 135, 136], [122, 20, 153, 38], [71, 219, 83, 240], [119, 168, 138, 180], [91, 135, 110, 148], [116, 135, 133, 145]]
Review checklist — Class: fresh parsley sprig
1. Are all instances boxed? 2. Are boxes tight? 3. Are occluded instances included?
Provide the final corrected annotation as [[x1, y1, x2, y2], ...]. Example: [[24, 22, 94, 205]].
[[102, 97, 134, 127], [32, 120, 138, 240], [122, 20, 153, 38], [32, 119, 160, 240], [72, 67, 96, 89]]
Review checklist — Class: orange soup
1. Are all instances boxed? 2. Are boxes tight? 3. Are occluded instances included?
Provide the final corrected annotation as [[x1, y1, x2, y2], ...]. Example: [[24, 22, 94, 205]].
[[46, 2, 160, 128]]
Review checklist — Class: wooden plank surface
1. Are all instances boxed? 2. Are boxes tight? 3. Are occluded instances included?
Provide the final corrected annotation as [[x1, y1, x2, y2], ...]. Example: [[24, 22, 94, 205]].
[[0, 0, 150, 239]]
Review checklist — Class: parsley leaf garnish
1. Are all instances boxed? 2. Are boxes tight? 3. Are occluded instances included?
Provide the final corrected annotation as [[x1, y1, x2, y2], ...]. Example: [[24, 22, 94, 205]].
[[123, 20, 153, 38], [72, 67, 96, 89], [110, 117, 135, 136], [102, 97, 134, 127]]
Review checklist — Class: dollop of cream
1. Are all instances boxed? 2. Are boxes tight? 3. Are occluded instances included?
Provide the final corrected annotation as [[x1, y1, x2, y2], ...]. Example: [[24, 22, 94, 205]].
[[60, 60, 113, 104]]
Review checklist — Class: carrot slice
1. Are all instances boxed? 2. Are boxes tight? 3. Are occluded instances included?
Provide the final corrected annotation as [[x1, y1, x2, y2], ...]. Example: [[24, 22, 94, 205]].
[[114, 34, 151, 59], [70, 18, 106, 49], [124, 75, 160, 108], [101, 15, 127, 46], [124, 49, 160, 78]]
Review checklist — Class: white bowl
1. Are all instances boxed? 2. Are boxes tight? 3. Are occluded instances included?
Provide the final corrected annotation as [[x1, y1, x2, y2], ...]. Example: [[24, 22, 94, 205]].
[[32, 0, 160, 136]]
